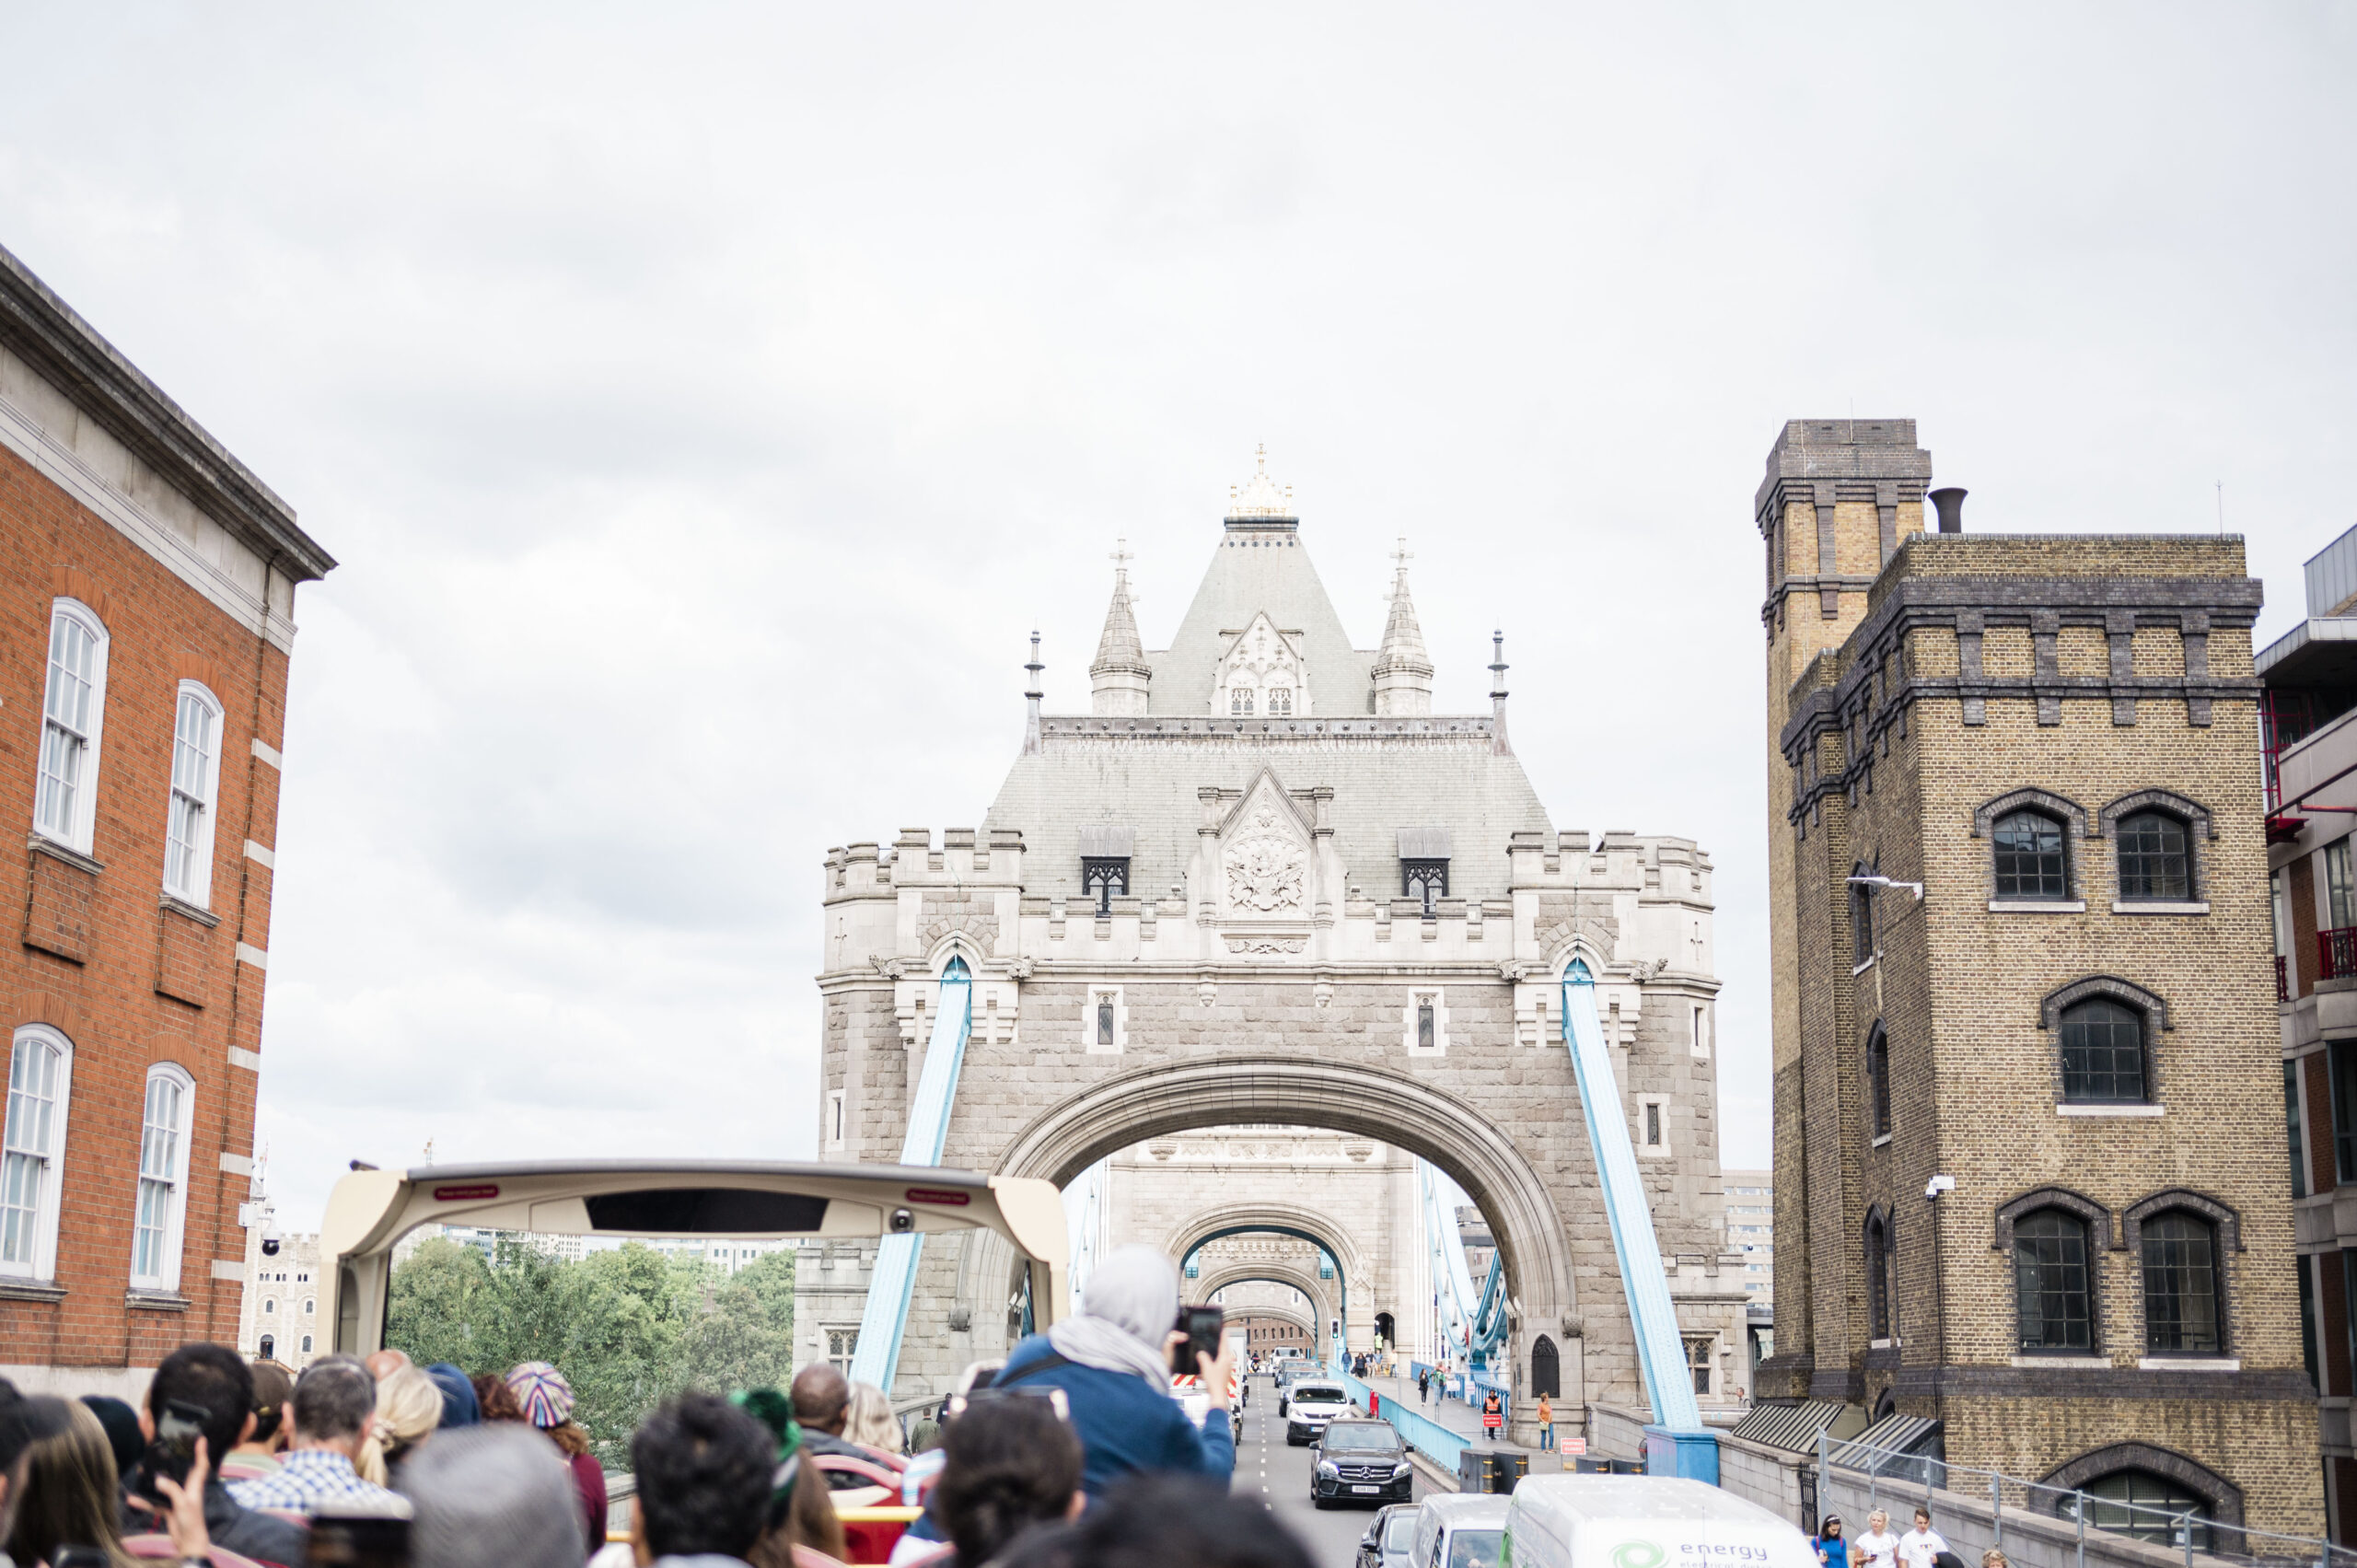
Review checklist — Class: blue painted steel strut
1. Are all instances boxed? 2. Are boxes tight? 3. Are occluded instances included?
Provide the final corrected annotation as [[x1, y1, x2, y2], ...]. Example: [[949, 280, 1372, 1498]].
[[848, 957, 973, 1392], [1561, 959, 1702, 1430], [1420, 1160, 1506, 1371]]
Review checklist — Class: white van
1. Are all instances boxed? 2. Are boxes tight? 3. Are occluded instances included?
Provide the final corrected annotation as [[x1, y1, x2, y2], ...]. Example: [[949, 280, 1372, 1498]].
[[1414, 1493, 1513, 1568], [1501, 1476, 1817, 1568]]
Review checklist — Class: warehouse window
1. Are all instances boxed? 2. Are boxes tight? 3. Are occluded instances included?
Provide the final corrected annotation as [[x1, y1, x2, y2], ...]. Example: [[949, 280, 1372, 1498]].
[[1992, 810, 2070, 899], [132, 1065, 193, 1291], [0, 1028, 71, 1281]]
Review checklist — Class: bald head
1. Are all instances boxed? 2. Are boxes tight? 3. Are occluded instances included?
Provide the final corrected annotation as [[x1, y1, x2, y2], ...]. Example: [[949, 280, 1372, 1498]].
[[790, 1364, 849, 1434]]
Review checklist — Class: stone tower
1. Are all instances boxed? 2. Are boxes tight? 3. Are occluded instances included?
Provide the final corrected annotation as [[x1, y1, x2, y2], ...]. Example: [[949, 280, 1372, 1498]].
[[1756, 419, 2321, 1537]]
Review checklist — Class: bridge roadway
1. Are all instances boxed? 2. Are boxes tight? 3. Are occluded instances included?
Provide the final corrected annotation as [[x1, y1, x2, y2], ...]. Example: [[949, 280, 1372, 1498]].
[[1233, 1374, 1433, 1565]]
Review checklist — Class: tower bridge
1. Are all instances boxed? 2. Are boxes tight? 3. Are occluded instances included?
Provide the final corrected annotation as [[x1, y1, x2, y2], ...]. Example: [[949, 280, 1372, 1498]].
[[810, 452, 1747, 1444]]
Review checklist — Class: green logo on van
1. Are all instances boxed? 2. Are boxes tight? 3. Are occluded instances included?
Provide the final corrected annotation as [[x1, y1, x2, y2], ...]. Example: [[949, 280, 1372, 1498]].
[[1613, 1541, 1666, 1568]]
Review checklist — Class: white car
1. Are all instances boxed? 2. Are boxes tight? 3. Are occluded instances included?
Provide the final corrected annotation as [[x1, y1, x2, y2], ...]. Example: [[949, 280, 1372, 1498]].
[[1284, 1379, 1354, 1445]]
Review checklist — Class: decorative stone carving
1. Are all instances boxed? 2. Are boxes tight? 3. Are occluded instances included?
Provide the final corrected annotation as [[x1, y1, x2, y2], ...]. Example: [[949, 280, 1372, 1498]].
[[1224, 806, 1306, 914], [1225, 933, 1307, 954]]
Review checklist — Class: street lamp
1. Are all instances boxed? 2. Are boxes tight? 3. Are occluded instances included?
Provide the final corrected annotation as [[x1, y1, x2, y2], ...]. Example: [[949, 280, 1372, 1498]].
[[1843, 874, 1923, 900]]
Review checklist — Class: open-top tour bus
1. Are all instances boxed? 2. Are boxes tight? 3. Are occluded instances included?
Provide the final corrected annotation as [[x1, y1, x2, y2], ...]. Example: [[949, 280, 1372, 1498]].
[[319, 1159, 1070, 1356]]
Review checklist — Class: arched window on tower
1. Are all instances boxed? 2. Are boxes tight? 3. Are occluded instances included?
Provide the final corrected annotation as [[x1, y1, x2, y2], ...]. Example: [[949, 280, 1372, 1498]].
[[2060, 998, 2149, 1104], [1864, 1212, 1891, 1341], [1530, 1333, 1561, 1398], [1992, 809, 2070, 900], [2140, 1211, 2222, 1355], [1229, 687, 1254, 717], [2014, 1209, 2094, 1352], [1266, 687, 1293, 716], [2116, 810, 2192, 901], [1866, 1025, 1892, 1141]]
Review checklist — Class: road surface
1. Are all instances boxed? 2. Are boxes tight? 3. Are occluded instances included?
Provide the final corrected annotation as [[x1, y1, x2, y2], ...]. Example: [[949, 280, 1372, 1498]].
[[1232, 1375, 1434, 1567]]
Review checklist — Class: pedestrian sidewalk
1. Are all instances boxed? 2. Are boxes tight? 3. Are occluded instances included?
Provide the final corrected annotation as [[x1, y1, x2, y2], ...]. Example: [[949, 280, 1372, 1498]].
[[1355, 1371, 1567, 1475]]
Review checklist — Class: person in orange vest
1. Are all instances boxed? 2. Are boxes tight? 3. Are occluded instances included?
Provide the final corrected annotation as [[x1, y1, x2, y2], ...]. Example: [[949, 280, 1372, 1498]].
[[1480, 1388, 1504, 1436]]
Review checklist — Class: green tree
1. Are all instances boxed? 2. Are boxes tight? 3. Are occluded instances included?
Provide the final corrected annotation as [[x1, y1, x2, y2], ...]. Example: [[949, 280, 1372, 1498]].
[[384, 1238, 492, 1368]]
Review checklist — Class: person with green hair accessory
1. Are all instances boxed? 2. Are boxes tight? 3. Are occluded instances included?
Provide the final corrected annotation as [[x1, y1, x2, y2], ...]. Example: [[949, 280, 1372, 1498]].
[[735, 1388, 846, 1568]]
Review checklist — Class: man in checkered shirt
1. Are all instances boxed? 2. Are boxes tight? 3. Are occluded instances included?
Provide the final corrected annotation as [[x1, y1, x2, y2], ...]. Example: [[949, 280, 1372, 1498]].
[[229, 1357, 404, 1515]]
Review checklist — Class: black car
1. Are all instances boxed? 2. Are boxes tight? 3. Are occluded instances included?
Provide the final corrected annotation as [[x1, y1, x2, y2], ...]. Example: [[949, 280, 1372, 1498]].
[[1311, 1419, 1413, 1508]]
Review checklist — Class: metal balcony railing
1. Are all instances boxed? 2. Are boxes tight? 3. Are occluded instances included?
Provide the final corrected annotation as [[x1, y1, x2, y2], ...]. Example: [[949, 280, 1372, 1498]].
[[2277, 955, 2291, 1003], [2320, 927, 2357, 981]]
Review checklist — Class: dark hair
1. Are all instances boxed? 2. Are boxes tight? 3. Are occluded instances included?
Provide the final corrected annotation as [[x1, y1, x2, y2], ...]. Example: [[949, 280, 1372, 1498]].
[[1070, 1474, 1315, 1568], [750, 1457, 847, 1568], [933, 1397, 1083, 1565], [78, 1395, 145, 1479], [788, 1363, 849, 1429], [292, 1355, 377, 1442], [631, 1395, 776, 1560], [0, 1397, 75, 1481], [248, 1361, 294, 1445], [7, 1401, 130, 1568], [472, 1372, 527, 1423], [148, 1342, 256, 1462]]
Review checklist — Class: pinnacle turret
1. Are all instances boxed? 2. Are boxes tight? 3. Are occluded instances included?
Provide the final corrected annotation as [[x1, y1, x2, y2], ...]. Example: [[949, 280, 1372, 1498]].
[[1371, 539, 1435, 716], [1089, 540, 1153, 715]]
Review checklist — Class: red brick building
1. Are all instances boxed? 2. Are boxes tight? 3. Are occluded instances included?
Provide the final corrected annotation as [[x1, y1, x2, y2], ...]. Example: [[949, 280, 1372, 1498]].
[[0, 242, 333, 1394]]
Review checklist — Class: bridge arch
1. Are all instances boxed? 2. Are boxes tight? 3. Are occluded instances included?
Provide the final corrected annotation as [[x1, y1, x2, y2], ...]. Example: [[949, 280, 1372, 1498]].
[[995, 1052, 1578, 1399], [1165, 1201, 1364, 1285], [1195, 1264, 1334, 1337]]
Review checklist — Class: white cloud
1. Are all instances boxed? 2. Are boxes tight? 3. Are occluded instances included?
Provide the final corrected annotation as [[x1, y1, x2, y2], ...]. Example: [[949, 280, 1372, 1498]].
[[0, 2, 2348, 1225]]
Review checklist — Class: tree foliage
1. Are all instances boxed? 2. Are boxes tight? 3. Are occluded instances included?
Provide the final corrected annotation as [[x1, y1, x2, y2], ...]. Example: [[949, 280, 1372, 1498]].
[[385, 1239, 795, 1459]]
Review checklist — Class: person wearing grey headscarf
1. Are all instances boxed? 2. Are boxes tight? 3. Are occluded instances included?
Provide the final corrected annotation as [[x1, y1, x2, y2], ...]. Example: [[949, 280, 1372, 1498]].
[[398, 1423, 586, 1568], [987, 1244, 1235, 1499]]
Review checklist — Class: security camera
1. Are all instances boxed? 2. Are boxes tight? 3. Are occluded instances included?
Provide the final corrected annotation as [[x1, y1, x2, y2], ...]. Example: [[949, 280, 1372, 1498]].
[[889, 1208, 915, 1234], [260, 1235, 282, 1258]]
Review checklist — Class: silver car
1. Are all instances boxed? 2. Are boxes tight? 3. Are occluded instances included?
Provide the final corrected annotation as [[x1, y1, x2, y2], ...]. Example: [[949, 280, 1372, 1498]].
[[1356, 1504, 1419, 1568], [1283, 1379, 1353, 1445]]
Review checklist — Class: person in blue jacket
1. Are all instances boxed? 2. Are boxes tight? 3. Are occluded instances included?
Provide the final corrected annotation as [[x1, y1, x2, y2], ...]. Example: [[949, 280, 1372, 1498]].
[[991, 1244, 1237, 1500]]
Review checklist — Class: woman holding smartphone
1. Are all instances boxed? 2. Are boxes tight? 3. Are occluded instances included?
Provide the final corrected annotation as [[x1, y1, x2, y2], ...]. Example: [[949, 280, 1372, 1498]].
[[982, 1245, 1237, 1501]]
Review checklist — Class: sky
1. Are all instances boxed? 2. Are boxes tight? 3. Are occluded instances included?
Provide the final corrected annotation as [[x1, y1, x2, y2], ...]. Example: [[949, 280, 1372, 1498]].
[[0, 4, 2351, 1228]]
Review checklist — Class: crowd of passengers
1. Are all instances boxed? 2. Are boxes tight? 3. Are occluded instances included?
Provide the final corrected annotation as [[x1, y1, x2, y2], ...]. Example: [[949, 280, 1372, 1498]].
[[0, 1247, 1316, 1568]]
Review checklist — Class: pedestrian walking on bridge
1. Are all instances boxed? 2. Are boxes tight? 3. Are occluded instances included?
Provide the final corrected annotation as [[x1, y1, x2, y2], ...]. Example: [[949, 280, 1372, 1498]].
[[1480, 1388, 1504, 1437], [1537, 1393, 1554, 1450], [1417, 1370, 1430, 1405]]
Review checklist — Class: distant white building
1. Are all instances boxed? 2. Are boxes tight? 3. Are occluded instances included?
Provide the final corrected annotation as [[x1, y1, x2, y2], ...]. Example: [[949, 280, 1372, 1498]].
[[237, 1228, 324, 1370], [1723, 1168, 1772, 1305], [639, 1237, 795, 1276]]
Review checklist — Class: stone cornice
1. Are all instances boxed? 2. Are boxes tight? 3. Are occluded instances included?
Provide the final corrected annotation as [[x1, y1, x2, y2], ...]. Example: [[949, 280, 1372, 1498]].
[[0, 241, 335, 582]]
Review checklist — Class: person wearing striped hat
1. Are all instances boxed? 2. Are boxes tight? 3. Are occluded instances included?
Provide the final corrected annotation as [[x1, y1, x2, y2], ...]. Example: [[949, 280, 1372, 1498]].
[[505, 1362, 608, 1551]]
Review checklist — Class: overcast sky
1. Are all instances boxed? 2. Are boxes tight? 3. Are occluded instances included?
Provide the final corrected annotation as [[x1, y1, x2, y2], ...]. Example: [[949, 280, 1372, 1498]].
[[2, 5, 2351, 1227]]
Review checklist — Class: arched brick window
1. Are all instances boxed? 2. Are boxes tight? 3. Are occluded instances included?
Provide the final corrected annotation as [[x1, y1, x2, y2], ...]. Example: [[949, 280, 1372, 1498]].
[[2115, 811, 2191, 902], [1864, 1207, 1892, 1341], [1993, 810, 2070, 899], [1865, 1023, 1892, 1141], [2013, 1209, 2095, 1353]]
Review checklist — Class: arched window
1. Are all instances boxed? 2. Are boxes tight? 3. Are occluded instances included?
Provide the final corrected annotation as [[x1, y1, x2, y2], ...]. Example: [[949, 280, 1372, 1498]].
[[1866, 1025, 1892, 1140], [34, 600, 109, 854], [2014, 1210, 2094, 1352], [1852, 866, 1876, 965], [1266, 687, 1293, 717], [1993, 809, 2069, 899], [163, 683, 224, 906], [2140, 1213, 2221, 1355], [2065, 1470, 2212, 1550], [263, 1297, 276, 1315], [1229, 687, 1254, 716], [299, 1334, 313, 1354], [0, 1026, 72, 1281], [132, 1064, 194, 1291], [1864, 1212, 1891, 1340], [1530, 1333, 1560, 1397], [258, 1333, 274, 1360], [2061, 999, 2148, 1103], [2116, 811, 2190, 902]]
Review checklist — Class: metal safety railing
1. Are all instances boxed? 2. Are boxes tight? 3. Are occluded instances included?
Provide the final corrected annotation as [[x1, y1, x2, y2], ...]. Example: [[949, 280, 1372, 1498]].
[[1330, 1363, 1470, 1474], [2320, 927, 2357, 982], [1817, 1434, 2353, 1568]]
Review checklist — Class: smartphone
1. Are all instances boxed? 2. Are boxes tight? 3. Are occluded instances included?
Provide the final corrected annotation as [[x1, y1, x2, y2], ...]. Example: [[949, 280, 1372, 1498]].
[[134, 1397, 210, 1500], [1171, 1304, 1225, 1377], [308, 1510, 412, 1568]]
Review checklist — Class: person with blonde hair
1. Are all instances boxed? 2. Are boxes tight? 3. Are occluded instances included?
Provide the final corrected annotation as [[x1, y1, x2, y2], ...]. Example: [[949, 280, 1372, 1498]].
[[358, 1363, 446, 1484], [842, 1381, 905, 1458]]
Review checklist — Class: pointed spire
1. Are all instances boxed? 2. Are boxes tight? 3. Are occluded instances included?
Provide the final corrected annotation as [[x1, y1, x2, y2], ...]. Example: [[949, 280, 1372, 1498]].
[[1089, 540, 1153, 715], [1371, 538, 1435, 717], [1490, 629, 1513, 756], [1022, 631, 1044, 756]]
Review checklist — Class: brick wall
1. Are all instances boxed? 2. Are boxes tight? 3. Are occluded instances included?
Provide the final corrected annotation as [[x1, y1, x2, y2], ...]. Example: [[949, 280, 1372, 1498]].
[[0, 438, 289, 1375]]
